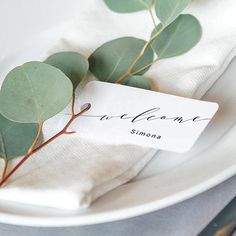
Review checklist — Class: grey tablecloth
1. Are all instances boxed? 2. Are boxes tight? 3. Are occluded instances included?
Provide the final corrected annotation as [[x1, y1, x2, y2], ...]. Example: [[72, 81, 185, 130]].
[[0, 175, 235, 236]]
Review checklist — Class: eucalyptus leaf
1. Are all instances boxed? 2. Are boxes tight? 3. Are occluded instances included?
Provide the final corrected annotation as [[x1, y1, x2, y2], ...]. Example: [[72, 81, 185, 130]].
[[44, 51, 89, 91], [89, 37, 154, 83], [121, 75, 152, 90], [155, 0, 190, 26], [151, 14, 202, 59], [0, 114, 42, 161], [104, 0, 153, 13], [0, 61, 73, 123]]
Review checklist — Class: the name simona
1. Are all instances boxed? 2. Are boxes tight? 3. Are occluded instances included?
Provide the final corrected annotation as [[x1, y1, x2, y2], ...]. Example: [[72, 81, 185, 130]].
[[130, 129, 161, 139]]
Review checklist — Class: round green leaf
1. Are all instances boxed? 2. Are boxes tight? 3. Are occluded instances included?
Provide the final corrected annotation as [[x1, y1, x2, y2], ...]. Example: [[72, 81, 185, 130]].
[[155, 0, 190, 26], [121, 76, 152, 90], [0, 114, 42, 160], [104, 0, 153, 13], [0, 61, 73, 123], [89, 37, 154, 83], [151, 14, 202, 59], [44, 51, 89, 91]]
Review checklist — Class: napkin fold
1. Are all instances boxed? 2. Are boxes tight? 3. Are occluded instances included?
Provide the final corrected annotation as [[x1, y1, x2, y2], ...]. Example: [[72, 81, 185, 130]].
[[0, 0, 236, 210], [0, 133, 155, 209]]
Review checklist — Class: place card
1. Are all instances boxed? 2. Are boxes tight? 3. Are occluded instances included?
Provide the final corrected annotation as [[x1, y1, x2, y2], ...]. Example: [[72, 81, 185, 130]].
[[69, 81, 218, 153]]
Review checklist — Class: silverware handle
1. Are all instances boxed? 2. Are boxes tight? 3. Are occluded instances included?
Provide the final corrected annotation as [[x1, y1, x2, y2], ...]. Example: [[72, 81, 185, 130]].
[[198, 196, 236, 236]]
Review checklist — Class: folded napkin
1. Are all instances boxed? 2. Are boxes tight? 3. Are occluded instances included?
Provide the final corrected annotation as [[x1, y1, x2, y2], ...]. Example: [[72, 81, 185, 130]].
[[0, 0, 236, 210]]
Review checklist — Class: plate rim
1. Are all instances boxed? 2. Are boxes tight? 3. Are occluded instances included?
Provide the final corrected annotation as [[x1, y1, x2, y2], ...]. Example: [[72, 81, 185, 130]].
[[0, 165, 235, 227]]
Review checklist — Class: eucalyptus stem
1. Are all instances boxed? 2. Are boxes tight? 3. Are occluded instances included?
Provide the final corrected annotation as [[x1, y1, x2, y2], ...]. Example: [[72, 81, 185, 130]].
[[115, 25, 164, 84], [0, 138, 8, 180], [0, 101, 91, 187], [27, 123, 43, 154], [132, 57, 158, 75], [1, 160, 9, 180], [148, 1, 157, 28], [71, 94, 75, 116]]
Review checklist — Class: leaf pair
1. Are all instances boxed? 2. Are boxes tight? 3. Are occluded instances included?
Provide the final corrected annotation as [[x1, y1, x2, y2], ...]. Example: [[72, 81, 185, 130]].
[[104, 0, 189, 21], [91, 1, 202, 88], [151, 0, 201, 60], [103, 0, 202, 58], [89, 18, 201, 87], [0, 52, 89, 161], [89, 37, 154, 89]]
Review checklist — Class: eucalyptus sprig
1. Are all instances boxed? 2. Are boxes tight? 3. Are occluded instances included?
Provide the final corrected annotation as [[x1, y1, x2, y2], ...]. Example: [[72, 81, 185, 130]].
[[89, 0, 202, 89], [0, 0, 202, 186], [0, 52, 90, 186]]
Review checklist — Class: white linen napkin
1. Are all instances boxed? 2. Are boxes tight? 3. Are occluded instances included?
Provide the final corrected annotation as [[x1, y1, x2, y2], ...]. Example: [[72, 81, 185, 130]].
[[0, 0, 236, 210]]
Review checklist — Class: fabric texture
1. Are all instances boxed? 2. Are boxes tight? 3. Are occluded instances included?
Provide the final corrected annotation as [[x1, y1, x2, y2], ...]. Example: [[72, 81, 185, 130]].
[[0, 0, 235, 210]]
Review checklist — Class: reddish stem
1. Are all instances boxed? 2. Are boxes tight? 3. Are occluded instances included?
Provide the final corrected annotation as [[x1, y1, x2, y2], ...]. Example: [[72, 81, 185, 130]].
[[0, 103, 91, 187]]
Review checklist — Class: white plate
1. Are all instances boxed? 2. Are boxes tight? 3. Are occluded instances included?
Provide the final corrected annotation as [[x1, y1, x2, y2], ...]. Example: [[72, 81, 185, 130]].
[[0, 0, 235, 227]]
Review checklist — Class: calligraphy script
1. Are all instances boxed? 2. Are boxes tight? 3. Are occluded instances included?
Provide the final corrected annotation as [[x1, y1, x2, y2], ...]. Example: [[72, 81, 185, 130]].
[[81, 107, 211, 124]]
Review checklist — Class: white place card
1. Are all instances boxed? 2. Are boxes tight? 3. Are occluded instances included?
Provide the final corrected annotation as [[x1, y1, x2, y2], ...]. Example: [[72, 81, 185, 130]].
[[69, 81, 218, 153]]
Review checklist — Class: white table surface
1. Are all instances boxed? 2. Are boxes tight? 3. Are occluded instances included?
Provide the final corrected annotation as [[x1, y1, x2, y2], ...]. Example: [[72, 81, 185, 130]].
[[0, 175, 235, 236]]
